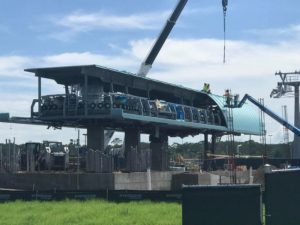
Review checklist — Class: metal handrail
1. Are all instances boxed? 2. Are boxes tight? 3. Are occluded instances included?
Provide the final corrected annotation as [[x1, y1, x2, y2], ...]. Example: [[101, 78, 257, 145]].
[[33, 93, 224, 127]]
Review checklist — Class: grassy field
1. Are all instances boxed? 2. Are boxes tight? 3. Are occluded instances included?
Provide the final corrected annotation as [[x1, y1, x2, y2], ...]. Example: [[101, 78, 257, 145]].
[[0, 200, 181, 225]]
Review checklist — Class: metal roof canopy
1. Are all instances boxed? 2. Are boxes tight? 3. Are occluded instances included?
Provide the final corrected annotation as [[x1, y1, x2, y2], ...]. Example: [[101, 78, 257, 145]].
[[25, 64, 215, 106]]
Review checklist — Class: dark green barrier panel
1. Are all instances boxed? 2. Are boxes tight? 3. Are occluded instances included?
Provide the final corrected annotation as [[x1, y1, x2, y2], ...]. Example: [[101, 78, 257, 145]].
[[182, 185, 262, 225], [108, 190, 182, 202], [0, 190, 182, 202], [265, 170, 300, 225]]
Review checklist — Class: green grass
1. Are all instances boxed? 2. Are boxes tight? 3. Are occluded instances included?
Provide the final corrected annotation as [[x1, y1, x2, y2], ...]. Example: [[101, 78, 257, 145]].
[[0, 200, 181, 225]]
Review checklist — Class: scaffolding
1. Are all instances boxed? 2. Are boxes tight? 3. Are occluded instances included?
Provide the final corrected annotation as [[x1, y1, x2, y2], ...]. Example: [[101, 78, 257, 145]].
[[224, 89, 236, 184], [258, 98, 267, 162], [282, 105, 290, 144]]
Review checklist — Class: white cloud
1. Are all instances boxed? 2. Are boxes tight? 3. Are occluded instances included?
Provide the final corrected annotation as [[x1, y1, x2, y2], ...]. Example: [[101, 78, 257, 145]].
[[0, 56, 33, 78], [57, 10, 169, 30], [47, 10, 170, 41], [130, 38, 300, 82], [1, 33, 300, 143], [246, 24, 300, 41], [43, 52, 137, 70]]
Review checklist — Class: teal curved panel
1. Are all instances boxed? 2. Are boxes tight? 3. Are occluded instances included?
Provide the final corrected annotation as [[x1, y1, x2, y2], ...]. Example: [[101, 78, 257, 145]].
[[208, 94, 261, 135]]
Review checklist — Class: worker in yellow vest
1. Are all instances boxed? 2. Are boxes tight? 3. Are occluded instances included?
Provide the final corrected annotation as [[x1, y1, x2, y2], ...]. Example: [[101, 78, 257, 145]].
[[202, 83, 211, 94]]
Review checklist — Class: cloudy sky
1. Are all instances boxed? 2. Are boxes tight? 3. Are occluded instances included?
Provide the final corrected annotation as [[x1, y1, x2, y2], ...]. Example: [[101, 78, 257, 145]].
[[0, 0, 299, 145]]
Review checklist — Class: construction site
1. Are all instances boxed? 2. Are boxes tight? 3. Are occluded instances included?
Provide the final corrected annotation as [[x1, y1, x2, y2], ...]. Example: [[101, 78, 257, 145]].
[[0, 0, 300, 225], [1, 1, 300, 224], [0, 0, 299, 191]]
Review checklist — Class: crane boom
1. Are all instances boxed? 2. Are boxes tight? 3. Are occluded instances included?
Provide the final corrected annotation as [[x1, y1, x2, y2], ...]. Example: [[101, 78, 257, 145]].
[[107, 0, 188, 147], [238, 94, 300, 136], [137, 0, 188, 77]]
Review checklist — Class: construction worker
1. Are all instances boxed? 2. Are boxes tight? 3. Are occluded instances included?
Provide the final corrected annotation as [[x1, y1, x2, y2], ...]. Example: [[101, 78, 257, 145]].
[[155, 99, 162, 110], [224, 89, 232, 106], [202, 83, 211, 94]]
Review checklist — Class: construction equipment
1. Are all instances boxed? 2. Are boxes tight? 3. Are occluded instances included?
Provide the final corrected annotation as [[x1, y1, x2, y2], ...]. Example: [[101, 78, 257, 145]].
[[222, 0, 228, 63], [106, 0, 188, 147], [282, 105, 290, 144], [21, 141, 69, 171], [238, 94, 300, 136], [137, 0, 188, 77], [270, 70, 300, 158]]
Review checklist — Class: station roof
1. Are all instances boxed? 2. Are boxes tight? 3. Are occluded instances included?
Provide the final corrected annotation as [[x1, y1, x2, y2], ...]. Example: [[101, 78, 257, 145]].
[[25, 64, 215, 104]]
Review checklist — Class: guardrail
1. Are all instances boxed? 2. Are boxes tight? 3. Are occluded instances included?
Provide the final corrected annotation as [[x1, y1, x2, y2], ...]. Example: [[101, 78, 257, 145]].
[[31, 92, 223, 127]]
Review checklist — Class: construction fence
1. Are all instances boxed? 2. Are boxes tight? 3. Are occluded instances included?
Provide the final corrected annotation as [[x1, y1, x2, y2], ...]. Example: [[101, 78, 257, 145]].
[[182, 185, 262, 225], [265, 169, 300, 225], [1, 169, 300, 225], [0, 142, 20, 173], [0, 189, 182, 202]]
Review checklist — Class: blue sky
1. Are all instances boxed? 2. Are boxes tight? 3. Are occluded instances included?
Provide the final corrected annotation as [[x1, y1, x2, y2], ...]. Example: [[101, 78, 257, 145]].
[[1, 0, 300, 144], [2, 0, 300, 55]]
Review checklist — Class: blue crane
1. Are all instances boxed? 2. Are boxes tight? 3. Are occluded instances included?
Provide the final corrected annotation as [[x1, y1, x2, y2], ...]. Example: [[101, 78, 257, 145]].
[[238, 94, 300, 136]]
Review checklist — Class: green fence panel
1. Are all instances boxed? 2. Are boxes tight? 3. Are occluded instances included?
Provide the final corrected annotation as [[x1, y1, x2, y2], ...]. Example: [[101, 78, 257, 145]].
[[265, 170, 300, 225], [182, 185, 262, 225]]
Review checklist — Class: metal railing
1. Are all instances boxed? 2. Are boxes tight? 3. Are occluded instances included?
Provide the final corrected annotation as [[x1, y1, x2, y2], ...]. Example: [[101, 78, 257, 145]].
[[31, 93, 224, 127]]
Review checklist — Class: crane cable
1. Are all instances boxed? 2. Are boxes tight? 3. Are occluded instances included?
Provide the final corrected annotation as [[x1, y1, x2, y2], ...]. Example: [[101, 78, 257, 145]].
[[222, 0, 228, 64]]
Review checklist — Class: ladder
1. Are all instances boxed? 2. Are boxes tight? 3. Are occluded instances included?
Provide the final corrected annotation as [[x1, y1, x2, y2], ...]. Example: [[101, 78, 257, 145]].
[[224, 90, 236, 183]]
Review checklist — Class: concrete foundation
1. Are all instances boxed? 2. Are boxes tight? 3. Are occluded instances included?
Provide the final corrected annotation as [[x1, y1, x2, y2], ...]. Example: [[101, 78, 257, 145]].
[[0, 171, 176, 191], [150, 134, 169, 171], [0, 173, 114, 190], [171, 172, 220, 190], [114, 171, 173, 190]]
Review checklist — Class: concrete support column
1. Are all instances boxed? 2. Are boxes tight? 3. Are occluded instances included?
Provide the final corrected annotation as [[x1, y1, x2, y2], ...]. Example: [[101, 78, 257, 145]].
[[150, 133, 168, 171], [87, 124, 104, 151], [124, 128, 140, 171], [210, 134, 217, 170], [293, 85, 300, 158], [203, 133, 209, 171], [211, 135, 216, 155]]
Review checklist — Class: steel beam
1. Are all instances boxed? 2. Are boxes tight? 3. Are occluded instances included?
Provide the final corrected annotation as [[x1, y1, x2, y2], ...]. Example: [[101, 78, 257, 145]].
[[293, 85, 300, 158]]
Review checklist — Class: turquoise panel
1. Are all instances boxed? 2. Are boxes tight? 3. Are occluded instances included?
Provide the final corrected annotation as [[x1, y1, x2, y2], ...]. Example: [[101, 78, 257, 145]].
[[208, 94, 261, 135]]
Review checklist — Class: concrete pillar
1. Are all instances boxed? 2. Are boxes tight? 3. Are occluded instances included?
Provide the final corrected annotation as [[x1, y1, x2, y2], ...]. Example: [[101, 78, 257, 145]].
[[87, 124, 104, 151], [293, 85, 300, 158], [203, 133, 209, 171], [150, 133, 168, 171], [210, 134, 217, 170], [124, 128, 140, 171]]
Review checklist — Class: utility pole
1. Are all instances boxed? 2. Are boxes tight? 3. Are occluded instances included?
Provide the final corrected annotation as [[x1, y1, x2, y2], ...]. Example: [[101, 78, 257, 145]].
[[282, 105, 290, 144]]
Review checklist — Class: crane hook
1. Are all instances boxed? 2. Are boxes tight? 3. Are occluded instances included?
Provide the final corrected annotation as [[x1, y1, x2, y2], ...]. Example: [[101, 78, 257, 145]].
[[222, 0, 228, 14]]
